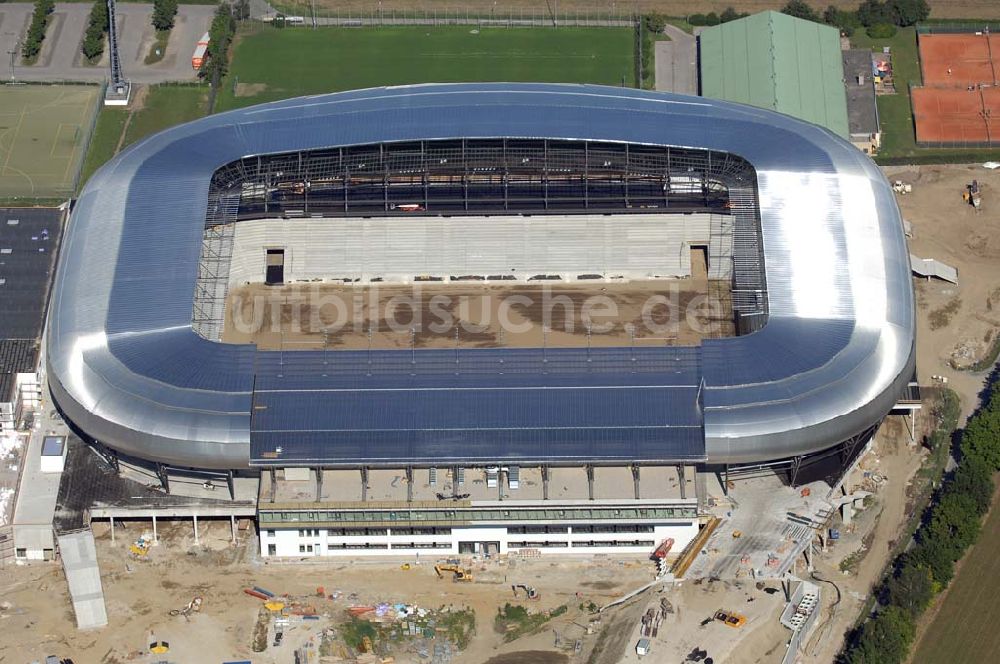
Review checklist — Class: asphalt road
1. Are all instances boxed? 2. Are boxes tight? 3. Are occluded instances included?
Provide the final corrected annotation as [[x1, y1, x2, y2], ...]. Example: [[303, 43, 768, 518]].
[[0, 4, 214, 84], [654, 24, 697, 95]]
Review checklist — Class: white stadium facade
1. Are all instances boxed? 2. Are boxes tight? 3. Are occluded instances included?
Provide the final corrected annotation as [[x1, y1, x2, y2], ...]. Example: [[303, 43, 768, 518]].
[[47, 84, 915, 558]]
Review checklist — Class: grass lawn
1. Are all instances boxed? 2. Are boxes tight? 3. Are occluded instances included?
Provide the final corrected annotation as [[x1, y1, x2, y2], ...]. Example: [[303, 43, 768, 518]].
[[77, 85, 209, 190], [912, 483, 1000, 663], [78, 108, 128, 188], [217, 25, 635, 111], [851, 27, 1000, 161], [123, 85, 208, 146], [850, 27, 922, 157]]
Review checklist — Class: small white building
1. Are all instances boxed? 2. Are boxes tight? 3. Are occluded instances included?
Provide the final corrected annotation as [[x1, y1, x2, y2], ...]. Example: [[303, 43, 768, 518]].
[[12, 433, 62, 561]]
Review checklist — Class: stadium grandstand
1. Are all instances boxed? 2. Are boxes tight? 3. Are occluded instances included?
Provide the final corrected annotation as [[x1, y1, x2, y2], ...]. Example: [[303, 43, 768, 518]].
[[47, 84, 915, 558]]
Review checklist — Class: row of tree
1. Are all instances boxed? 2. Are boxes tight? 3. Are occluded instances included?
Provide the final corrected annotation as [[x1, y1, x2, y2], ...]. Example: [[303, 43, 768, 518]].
[[677, 1, 930, 35], [20, 0, 54, 61], [199, 2, 237, 85], [152, 0, 179, 33], [782, 0, 931, 37], [81, 0, 108, 62], [841, 380, 1000, 663]]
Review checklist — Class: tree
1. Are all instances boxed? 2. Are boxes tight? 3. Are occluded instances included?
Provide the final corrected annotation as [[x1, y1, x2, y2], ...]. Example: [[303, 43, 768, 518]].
[[948, 459, 994, 515], [889, 0, 930, 26], [151, 0, 179, 32], [823, 5, 862, 36], [960, 391, 1000, 469], [644, 12, 667, 34], [21, 0, 55, 60], [923, 491, 982, 561], [81, 0, 108, 61], [720, 7, 747, 23], [857, 0, 894, 27], [781, 0, 821, 22], [234, 0, 251, 22], [866, 22, 898, 38], [909, 539, 955, 586], [846, 606, 915, 664], [199, 2, 236, 84], [885, 562, 934, 617]]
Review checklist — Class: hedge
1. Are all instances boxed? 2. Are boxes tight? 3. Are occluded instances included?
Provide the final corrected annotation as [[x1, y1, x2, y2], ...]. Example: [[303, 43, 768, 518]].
[[21, 0, 54, 61], [81, 0, 108, 62]]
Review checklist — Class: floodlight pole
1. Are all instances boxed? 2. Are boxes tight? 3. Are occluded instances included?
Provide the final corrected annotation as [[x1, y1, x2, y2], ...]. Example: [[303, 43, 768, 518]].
[[107, 0, 125, 90], [7, 39, 17, 83], [103, 0, 131, 105]]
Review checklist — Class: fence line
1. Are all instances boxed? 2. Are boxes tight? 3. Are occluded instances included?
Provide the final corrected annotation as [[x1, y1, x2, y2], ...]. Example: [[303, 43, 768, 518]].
[[917, 23, 1000, 35], [262, 6, 637, 28]]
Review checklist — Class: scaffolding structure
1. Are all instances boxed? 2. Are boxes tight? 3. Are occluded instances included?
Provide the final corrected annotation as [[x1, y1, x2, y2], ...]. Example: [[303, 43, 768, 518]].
[[103, 0, 131, 106], [194, 138, 769, 340]]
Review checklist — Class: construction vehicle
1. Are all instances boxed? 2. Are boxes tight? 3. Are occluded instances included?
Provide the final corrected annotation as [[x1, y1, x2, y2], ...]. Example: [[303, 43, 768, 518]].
[[434, 564, 473, 582], [964, 180, 983, 208], [714, 609, 747, 628], [148, 641, 169, 654], [168, 596, 203, 617], [511, 584, 540, 600], [129, 536, 152, 558]]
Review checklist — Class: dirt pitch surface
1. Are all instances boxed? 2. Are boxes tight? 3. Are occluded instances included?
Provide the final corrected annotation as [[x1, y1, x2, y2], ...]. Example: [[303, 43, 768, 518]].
[[223, 279, 734, 350], [0, 84, 99, 197]]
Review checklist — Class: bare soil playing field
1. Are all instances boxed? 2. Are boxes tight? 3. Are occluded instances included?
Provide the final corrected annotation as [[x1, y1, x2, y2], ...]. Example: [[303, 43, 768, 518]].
[[222, 278, 734, 350]]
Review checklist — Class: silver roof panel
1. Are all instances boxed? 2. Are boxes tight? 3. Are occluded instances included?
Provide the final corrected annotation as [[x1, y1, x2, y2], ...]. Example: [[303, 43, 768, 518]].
[[46, 84, 914, 468]]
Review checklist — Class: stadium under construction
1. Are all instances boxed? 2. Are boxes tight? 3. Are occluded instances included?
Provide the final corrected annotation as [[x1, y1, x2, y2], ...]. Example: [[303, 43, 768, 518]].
[[45, 84, 916, 558]]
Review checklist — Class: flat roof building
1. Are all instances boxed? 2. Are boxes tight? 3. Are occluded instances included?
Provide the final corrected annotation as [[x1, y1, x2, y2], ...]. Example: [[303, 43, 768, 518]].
[[843, 49, 882, 154], [699, 11, 850, 139]]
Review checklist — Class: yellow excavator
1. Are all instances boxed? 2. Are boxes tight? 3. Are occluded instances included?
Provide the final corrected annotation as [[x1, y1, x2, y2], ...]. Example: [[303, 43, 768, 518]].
[[434, 564, 474, 582]]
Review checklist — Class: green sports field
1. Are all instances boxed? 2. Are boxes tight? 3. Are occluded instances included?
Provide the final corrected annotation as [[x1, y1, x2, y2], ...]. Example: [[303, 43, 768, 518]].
[[0, 85, 101, 198], [217, 26, 634, 111]]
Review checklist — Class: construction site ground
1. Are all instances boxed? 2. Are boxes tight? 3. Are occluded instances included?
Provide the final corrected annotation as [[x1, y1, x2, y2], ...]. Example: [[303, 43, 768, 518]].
[[222, 275, 734, 350], [0, 525, 751, 664], [1, 165, 999, 664]]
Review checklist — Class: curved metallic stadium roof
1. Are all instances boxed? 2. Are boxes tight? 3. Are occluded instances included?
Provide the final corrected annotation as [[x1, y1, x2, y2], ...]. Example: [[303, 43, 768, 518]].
[[47, 83, 915, 469]]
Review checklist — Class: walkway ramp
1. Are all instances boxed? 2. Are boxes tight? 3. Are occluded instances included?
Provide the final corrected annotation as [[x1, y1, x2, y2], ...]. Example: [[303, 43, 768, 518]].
[[910, 254, 958, 283], [58, 530, 107, 629]]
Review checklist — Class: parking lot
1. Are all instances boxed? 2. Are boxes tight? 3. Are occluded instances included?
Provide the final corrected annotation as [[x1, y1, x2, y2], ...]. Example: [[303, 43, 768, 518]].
[[0, 3, 214, 84]]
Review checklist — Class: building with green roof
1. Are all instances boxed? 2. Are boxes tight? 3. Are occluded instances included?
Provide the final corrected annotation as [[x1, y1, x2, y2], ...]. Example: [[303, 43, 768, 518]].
[[699, 11, 849, 139]]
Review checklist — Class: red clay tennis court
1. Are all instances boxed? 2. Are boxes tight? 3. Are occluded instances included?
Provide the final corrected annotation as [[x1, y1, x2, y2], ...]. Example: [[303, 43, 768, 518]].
[[912, 85, 998, 143], [914, 32, 1000, 144]]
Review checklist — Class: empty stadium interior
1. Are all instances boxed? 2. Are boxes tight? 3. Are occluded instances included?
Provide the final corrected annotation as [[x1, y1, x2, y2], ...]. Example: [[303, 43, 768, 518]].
[[198, 138, 766, 347]]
